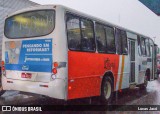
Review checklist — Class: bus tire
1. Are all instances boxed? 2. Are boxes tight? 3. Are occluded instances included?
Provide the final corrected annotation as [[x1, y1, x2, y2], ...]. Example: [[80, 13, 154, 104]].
[[140, 76, 148, 90], [100, 76, 113, 104]]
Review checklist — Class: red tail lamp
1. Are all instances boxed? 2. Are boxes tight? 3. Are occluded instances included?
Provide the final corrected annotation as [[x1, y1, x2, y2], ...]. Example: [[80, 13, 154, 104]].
[[52, 68, 57, 74], [53, 62, 58, 68], [68, 86, 72, 90], [2, 66, 5, 71], [1, 61, 4, 66]]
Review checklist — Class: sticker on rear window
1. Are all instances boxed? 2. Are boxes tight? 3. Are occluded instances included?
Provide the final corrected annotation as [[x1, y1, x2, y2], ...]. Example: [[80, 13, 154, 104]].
[[5, 39, 53, 72]]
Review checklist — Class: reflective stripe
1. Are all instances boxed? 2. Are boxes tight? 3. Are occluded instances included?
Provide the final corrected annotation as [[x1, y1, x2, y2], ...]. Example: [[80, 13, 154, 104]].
[[119, 55, 125, 90]]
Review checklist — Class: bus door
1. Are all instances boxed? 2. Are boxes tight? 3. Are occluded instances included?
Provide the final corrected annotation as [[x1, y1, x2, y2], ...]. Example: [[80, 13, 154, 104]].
[[150, 45, 154, 80], [129, 39, 136, 83], [149, 44, 155, 80], [153, 44, 158, 79]]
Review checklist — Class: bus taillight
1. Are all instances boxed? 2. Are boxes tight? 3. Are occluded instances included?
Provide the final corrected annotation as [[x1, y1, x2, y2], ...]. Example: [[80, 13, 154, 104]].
[[1, 61, 6, 76], [2, 66, 5, 71], [51, 62, 58, 80], [68, 86, 72, 90], [51, 68, 57, 80], [52, 62, 58, 74], [52, 68, 57, 74], [53, 62, 59, 68], [1, 61, 4, 66]]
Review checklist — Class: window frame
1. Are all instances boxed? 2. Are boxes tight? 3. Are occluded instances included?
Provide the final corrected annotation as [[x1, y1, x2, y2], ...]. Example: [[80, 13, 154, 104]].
[[95, 22, 116, 54], [115, 28, 122, 54], [95, 22, 107, 53], [66, 12, 96, 52], [105, 25, 116, 54], [115, 28, 128, 55], [137, 35, 141, 56], [121, 30, 128, 55], [80, 18, 96, 52], [66, 13, 81, 51], [145, 38, 151, 57], [4, 9, 56, 39], [140, 37, 147, 56]]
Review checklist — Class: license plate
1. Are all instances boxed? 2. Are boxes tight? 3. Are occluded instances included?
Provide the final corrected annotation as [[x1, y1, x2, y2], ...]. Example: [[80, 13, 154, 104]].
[[21, 73, 32, 79]]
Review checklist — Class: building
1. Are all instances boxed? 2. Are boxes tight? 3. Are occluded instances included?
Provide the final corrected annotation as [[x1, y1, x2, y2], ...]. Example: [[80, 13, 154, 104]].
[[139, 0, 160, 16], [0, 0, 38, 63]]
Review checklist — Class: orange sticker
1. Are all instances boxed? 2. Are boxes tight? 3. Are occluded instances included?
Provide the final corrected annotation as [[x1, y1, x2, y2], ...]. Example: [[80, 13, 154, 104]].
[[10, 41, 16, 49]]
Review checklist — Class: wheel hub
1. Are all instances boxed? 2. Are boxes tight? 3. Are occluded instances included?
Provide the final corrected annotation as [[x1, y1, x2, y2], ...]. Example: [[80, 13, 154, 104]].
[[104, 81, 111, 99]]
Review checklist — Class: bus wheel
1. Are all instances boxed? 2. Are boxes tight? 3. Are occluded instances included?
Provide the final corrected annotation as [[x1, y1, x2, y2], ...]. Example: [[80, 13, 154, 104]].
[[0, 86, 5, 96], [101, 77, 113, 104], [140, 76, 148, 90]]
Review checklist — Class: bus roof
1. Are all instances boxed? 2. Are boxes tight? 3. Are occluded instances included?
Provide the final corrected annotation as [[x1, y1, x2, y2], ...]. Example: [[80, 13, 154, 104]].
[[61, 5, 154, 41], [5, 4, 154, 42]]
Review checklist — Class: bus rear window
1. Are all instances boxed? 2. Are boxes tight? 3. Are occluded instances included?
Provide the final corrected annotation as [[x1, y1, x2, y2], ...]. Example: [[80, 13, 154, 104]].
[[5, 10, 55, 38]]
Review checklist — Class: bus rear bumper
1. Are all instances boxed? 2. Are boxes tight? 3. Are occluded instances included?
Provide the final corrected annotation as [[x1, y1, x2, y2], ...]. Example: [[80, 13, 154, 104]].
[[2, 77, 67, 100]]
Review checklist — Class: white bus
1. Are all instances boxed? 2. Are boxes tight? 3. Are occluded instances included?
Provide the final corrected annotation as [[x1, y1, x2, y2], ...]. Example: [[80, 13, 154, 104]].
[[0, 5, 157, 103]]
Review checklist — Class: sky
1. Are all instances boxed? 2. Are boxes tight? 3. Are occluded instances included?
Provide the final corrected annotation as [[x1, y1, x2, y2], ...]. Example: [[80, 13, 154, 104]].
[[30, 0, 160, 46]]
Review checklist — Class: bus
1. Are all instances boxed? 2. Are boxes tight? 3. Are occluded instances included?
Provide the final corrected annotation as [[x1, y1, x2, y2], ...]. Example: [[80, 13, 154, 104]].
[[0, 5, 157, 103], [157, 53, 160, 75]]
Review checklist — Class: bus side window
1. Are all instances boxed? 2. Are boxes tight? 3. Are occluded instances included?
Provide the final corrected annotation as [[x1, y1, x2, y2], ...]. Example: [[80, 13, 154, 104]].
[[140, 37, 146, 56], [121, 30, 128, 54], [66, 14, 81, 51], [105, 26, 116, 53], [115, 29, 128, 55], [145, 38, 150, 57], [80, 18, 95, 51], [115, 29, 122, 54], [95, 23, 107, 53], [137, 36, 141, 56], [149, 39, 153, 57]]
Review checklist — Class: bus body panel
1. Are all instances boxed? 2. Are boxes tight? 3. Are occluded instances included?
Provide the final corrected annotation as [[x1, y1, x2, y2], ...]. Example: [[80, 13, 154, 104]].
[[120, 55, 130, 89], [4, 39, 53, 82], [1, 5, 156, 100], [5, 71, 51, 82], [2, 5, 68, 100], [2, 76, 66, 99], [68, 51, 120, 99], [149, 39, 155, 80]]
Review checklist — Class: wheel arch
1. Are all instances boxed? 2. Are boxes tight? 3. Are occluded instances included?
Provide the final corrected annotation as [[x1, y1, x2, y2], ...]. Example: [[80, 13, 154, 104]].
[[100, 71, 114, 94]]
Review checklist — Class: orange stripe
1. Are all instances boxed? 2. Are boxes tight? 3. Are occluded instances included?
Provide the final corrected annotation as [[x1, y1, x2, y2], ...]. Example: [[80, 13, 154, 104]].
[[118, 55, 125, 90]]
